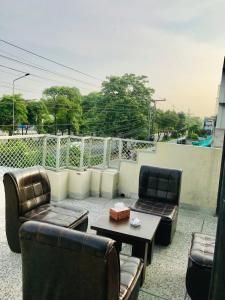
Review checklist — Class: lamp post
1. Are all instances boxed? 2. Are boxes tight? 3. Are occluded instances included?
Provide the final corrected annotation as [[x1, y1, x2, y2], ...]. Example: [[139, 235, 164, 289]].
[[12, 73, 30, 135]]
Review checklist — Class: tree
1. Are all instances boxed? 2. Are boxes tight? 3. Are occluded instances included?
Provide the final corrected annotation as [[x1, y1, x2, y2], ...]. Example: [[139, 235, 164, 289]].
[[176, 112, 187, 134], [26, 100, 49, 134], [0, 94, 27, 135], [80, 92, 103, 135], [155, 110, 179, 141], [43, 86, 82, 135], [187, 116, 203, 138], [83, 74, 154, 139]]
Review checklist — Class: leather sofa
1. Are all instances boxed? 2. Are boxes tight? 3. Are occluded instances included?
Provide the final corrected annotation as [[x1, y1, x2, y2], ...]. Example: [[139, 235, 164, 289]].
[[20, 221, 143, 300], [3, 166, 88, 253], [186, 233, 215, 300], [131, 165, 182, 246]]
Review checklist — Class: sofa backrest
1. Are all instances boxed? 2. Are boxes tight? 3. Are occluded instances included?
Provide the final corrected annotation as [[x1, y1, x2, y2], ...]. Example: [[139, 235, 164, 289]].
[[3, 166, 51, 216], [20, 221, 120, 300], [138, 165, 182, 205]]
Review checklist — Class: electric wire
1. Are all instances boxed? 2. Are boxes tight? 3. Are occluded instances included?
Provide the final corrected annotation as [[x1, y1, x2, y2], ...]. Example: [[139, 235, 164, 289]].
[[0, 54, 99, 88], [0, 64, 90, 92], [0, 38, 102, 81]]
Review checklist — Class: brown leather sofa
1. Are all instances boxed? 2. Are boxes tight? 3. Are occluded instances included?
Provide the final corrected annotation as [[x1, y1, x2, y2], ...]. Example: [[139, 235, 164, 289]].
[[20, 221, 143, 300], [3, 166, 88, 253], [131, 165, 182, 246], [186, 233, 215, 300]]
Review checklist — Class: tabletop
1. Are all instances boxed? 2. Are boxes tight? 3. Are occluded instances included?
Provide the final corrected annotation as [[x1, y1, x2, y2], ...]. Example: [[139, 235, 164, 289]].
[[91, 211, 161, 243]]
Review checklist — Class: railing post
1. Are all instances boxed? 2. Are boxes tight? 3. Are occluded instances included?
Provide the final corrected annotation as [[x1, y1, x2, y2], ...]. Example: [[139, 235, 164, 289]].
[[79, 137, 85, 171], [87, 137, 92, 168], [42, 136, 47, 167], [119, 138, 123, 160], [103, 138, 110, 168], [55, 136, 61, 171], [65, 136, 70, 168], [108, 138, 112, 168]]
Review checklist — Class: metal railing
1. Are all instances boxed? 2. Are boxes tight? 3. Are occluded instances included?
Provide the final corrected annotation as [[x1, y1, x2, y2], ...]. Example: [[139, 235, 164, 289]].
[[0, 134, 155, 173]]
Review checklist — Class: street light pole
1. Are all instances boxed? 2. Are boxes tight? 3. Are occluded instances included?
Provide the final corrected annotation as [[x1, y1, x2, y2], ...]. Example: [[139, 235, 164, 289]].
[[12, 73, 30, 135]]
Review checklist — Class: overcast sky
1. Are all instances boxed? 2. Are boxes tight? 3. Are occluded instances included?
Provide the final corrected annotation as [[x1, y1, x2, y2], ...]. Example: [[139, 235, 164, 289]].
[[0, 0, 225, 117]]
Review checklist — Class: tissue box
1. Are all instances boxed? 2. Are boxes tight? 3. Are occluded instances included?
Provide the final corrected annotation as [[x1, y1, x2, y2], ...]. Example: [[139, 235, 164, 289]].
[[110, 207, 130, 221]]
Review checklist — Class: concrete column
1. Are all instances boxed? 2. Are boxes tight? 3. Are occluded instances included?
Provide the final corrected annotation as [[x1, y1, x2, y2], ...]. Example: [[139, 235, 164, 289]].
[[101, 169, 119, 199], [46, 169, 69, 201], [90, 169, 102, 197], [68, 169, 91, 200]]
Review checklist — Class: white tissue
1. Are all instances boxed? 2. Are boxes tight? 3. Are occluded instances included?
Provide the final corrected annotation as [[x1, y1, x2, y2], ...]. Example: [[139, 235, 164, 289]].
[[130, 217, 141, 227], [114, 202, 125, 211]]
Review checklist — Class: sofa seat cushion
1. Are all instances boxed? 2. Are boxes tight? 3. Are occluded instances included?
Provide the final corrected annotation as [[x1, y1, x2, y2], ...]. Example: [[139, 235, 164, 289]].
[[132, 200, 177, 222], [21, 204, 88, 228], [119, 254, 142, 300], [190, 233, 215, 268]]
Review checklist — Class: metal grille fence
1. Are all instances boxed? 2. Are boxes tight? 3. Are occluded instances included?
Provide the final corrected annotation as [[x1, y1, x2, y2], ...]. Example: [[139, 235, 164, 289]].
[[0, 135, 155, 174], [0, 135, 45, 173]]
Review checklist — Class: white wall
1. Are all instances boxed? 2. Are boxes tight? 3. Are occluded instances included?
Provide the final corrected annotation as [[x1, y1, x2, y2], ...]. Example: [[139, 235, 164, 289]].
[[118, 143, 222, 209]]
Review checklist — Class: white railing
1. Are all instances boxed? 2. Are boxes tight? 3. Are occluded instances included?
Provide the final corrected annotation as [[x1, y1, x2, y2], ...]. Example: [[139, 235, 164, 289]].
[[0, 134, 155, 173]]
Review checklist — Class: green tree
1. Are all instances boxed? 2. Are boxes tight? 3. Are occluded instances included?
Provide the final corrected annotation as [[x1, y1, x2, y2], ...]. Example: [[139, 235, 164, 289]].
[[0, 94, 27, 135], [84, 74, 154, 139], [26, 100, 49, 134], [43, 86, 82, 135], [176, 112, 187, 133], [80, 92, 102, 135], [187, 116, 203, 137], [155, 110, 179, 141]]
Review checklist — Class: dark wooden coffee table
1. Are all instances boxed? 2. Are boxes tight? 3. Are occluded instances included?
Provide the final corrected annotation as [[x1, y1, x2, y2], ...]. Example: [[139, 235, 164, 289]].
[[91, 211, 161, 280]]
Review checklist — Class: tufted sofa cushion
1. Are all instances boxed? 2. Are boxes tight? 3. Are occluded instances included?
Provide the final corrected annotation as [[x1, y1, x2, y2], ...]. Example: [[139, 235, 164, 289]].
[[119, 254, 142, 300], [22, 204, 88, 228], [138, 165, 182, 205], [132, 199, 177, 222], [8, 166, 51, 215], [186, 233, 215, 300], [189, 233, 215, 268]]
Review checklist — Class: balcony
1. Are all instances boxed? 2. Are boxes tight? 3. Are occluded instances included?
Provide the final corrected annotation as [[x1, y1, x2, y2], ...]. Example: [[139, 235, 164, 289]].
[[0, 134, 220, 299]]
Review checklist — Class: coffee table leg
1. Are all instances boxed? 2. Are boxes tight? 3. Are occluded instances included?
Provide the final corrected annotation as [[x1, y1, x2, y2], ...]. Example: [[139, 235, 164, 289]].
[[142, 243, 148, 282], [132, 242, 151, 264], [132, 242, 149, 282]]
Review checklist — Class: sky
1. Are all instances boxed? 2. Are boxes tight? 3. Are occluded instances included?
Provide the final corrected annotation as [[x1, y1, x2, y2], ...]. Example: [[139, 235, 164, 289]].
[[0, 0, 225, 117]]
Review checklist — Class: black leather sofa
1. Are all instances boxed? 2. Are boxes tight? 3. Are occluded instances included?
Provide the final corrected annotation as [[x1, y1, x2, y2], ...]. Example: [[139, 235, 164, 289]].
[[186, 232, 215, 300], [131, 165, 182, 245], [20, 221, 143, 300], [3, 166, 88, 253]]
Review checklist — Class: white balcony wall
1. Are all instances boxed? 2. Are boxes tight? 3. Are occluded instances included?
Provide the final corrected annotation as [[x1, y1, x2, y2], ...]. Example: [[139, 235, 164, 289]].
[[119, 143, 222, 209]]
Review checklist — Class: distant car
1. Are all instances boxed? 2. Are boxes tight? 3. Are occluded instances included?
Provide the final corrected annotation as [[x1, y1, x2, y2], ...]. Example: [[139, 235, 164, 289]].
[[177, 138, 186, 144], [148, 135, 155, 142]]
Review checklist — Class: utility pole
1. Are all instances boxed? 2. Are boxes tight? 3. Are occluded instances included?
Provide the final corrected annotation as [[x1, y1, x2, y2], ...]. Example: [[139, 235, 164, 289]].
[[149, 98, 166, 140]]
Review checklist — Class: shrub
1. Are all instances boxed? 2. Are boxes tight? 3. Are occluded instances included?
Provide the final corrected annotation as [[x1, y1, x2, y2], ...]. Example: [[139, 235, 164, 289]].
[[188, 132, 199, 140]]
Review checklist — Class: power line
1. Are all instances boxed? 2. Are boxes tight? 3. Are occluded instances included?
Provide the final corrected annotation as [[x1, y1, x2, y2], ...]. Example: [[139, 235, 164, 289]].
[[0, 63, 26, 74], [0, 85, 40, 94], [82, 117, 147, 126], [0, 64, 90, 92], [0, 53, 99, 88], [0, 38, 102, 81], [0, 49, 100, 91], [0, 68, 19, 77], [0, 81, 41, 93], [81, 125, 147, 137]]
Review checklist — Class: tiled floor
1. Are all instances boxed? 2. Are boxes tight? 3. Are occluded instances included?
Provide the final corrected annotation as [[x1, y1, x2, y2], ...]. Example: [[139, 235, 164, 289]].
[[0, 180, 217, 300]]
